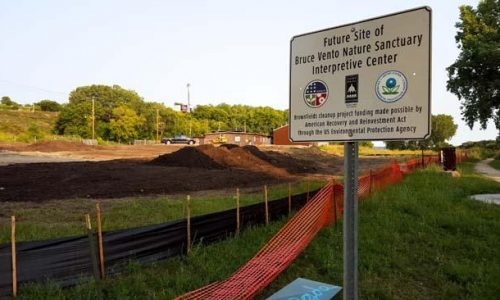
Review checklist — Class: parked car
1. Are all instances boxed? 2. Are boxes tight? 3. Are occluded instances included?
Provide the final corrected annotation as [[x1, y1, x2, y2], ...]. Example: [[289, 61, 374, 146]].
[[161, 135, 196, 145]]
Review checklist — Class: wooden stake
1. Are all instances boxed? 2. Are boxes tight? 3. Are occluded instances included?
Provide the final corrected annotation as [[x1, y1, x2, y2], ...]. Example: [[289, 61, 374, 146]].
[[96, 202, 105, 279], [288, 182, 292, 215], [186, 195, 191, 254], [236, 188, 240, 235], [85, 214, 100, 283], [264, 185, 269, 226], [11, 216, 17, 298]]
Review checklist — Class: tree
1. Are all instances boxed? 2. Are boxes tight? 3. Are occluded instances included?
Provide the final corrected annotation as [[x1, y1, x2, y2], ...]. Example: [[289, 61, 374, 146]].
[[447, 0, 500, 132], [431, 114, 458, 148], [36, 100, 62, 112], [1, 96, 19, 108], [1, 96, 13, 106], [108, 105, 145, 143], [56, 85, 145, 140]]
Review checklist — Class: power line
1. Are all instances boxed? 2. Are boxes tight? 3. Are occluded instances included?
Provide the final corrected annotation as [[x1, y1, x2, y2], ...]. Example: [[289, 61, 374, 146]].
[[0, 79, 67, 96]]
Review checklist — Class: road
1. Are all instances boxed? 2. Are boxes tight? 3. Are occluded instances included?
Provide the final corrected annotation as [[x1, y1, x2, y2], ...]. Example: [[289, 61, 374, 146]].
[[471, 158, 500, 205]]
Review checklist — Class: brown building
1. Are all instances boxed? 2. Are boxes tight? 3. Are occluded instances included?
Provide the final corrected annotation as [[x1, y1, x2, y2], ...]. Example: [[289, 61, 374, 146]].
[[272, 125, 312, 146], [198, 131, 271, 146]]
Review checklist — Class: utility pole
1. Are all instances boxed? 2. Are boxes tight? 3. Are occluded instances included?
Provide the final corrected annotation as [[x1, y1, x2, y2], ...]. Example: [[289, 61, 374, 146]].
[[156, 109, 160, 143], [92, 97, 95, 140], [186, 83, 191, 113]]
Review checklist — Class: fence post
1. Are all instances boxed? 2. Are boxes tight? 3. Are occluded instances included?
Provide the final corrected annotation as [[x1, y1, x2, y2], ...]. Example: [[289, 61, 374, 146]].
[[264, 185, 269, 226], [95, 202, 105, 279], [236, 188, 240, 235], [85, 214, 100, 284], [186, 195, 191, 254], [11, 216, 17, 298], [288, 183, 292, 215]]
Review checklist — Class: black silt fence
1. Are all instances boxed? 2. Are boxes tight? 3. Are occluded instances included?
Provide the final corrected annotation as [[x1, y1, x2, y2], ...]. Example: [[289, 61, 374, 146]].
[[0, 189, 317, 296]]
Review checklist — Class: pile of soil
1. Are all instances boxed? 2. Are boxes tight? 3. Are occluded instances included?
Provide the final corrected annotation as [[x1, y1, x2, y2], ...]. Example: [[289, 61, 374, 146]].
[[243, 145, 317, 173], [151, 145, 226, 169], [151, 144, 290, 177], [25, 141, 97, 152]]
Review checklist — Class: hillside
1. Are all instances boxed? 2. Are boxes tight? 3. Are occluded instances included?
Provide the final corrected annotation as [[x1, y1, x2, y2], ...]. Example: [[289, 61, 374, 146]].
[[0, 109, 58, 142]]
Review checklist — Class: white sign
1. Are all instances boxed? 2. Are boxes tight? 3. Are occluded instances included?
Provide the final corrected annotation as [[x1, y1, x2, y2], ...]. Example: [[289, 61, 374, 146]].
[[289, 7, 431, 142]]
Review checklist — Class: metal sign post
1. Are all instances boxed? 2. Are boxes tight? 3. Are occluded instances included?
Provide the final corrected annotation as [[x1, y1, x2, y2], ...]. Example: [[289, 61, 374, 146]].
[[288, 7, 432, 300], [344, 142, 358, 299]]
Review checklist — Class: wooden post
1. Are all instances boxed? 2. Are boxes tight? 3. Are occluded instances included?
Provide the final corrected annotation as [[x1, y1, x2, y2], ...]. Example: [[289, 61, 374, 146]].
[[264, 185, 269, 226], [186, 195, 191, 254], [11, 216, 17, 298], [156, 108, 160, 144], [236, 188, 240, 235], [96, 202, 105, 279], [288, 182, 292, 215], [85, 214, 100, 283]]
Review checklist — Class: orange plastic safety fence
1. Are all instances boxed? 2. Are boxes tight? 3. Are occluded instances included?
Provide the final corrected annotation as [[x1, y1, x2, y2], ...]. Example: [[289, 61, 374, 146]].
[[176, 183, 334, 300], [175, 157, 443, 300]]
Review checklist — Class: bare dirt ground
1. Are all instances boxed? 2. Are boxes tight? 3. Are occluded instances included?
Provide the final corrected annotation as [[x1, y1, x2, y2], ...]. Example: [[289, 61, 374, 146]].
[[0, 141, 397, 202]]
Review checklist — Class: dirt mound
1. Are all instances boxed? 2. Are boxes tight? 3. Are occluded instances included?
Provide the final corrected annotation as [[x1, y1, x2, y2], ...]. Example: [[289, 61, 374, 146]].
[[219, 143, 240, 150], [151, 145, 226, 169], [25, 141, 96, 152], [242, 145, 317, 174], [151, 145, 290, 177]]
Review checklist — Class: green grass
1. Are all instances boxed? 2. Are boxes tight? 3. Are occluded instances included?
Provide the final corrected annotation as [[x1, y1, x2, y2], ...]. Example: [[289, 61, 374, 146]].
[[0, 180, 324, 244], [488, 159, 500, 171], [0, 110, 58, 142], [10, 162, 500, 299]]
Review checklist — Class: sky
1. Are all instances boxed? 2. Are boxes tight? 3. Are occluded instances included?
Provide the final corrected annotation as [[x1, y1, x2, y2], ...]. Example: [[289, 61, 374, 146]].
[[0, 0, 497, 145]]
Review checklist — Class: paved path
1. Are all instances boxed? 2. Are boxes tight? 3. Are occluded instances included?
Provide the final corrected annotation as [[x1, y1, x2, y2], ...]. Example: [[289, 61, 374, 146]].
[[471, 159, 500, 205], [475, 158, 500, 183]]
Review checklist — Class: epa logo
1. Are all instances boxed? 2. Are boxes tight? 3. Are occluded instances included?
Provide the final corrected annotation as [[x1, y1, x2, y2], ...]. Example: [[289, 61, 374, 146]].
[[303, 80, 328, 108], [375, 70, 408, 103]]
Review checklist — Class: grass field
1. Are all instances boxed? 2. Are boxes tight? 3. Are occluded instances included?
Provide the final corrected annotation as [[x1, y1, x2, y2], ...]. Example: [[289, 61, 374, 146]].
[[489, 158, 500, 171], [11, 161, 500, 299], [0, 110, 58, 142], [0, 180, 325, 244]]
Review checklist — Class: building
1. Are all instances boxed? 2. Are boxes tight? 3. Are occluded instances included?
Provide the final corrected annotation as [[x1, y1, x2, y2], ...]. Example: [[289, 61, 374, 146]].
[[198, 131, 271, 146], [272, 125, 312, 146]]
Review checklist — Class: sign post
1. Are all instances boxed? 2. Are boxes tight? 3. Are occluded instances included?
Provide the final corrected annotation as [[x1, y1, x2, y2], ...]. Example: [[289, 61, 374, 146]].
[[289, 7, 431, 300]]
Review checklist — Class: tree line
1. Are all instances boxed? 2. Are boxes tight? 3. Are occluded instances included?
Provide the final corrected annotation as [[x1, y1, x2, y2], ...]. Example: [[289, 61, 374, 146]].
[[52, 85, 287, 143], [2, 84, 458, 148]]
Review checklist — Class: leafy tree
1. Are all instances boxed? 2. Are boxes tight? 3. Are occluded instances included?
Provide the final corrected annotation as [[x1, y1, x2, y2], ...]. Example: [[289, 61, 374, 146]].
[[108, 105, 145, 143], [447, 0, 500, 132], [1, 96, 14, 106], [1, 96, 20, 109], [431, 114, 458, 148], [36, 100, 63, 112]]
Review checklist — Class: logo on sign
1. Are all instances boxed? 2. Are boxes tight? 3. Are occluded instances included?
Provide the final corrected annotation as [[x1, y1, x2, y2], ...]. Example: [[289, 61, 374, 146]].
[[345, 74, 358, 104], [375, 70, 408, 103], [304, 80, 328, 108]]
